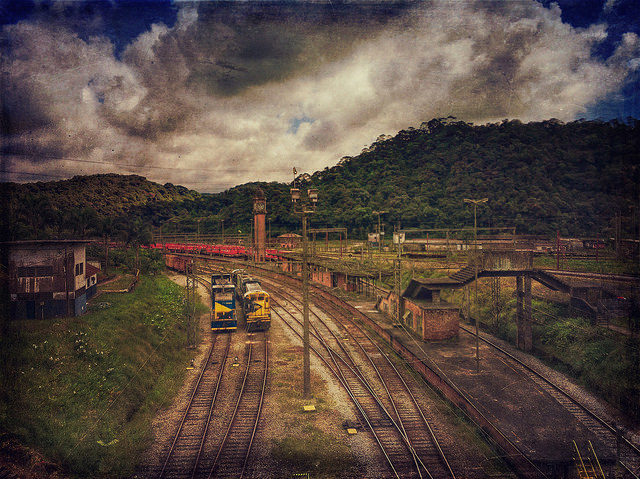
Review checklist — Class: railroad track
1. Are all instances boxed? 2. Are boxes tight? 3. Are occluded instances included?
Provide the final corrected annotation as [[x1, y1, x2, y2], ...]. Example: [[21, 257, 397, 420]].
[[158, 333, 232, 479], [265, 278, 456, 479], [155, 269, 269, 479], [191, 258, 544, 476], [459, 323, 640, 478], [205, 331, 268, 479]]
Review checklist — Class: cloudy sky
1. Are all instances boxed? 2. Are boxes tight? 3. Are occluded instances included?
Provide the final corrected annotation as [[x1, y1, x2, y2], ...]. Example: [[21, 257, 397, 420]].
[[1, 0, 639, 192]]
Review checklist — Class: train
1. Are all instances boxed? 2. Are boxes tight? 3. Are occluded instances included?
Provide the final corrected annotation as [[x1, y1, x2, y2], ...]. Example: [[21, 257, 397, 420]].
[[164, 255, 270, 332], [147, 242, 284, 261], [211, 273, 237, 332], [232, 269, 271, 332]]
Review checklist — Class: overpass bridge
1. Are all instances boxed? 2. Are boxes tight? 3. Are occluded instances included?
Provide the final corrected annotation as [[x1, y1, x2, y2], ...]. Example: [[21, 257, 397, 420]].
[[406, 251, 628, 351]]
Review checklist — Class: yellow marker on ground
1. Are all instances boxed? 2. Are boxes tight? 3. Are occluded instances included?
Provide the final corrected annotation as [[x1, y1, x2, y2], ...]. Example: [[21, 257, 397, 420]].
[[346, 428, 357, 435], [302, 405, 316, 412]]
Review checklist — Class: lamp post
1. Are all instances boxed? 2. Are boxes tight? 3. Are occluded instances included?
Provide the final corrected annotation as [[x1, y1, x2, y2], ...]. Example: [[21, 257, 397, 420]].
[[291, 177, 319, 398], [464, 197, 488, 373]]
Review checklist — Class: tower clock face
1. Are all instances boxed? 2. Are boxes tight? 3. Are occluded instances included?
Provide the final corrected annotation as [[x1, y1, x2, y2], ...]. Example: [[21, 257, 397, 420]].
[[255, 201, 266, 213]]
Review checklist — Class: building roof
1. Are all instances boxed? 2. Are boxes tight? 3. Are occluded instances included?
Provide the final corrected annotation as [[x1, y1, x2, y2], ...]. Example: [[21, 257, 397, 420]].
[[86, 263, 101, 277], [403, 278, 460, 297], [278, 233, 301, 238], [2, 240, 91, 246]]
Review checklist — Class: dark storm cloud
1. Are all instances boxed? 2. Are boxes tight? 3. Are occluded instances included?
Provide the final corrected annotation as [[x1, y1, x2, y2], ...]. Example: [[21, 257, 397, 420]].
[[1, 1, 639, 190]]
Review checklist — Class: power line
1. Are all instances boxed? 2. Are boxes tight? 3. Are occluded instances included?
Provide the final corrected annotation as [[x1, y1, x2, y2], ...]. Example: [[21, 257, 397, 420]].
[[0, 169, 244, 189], [4, 152, 288, 174]]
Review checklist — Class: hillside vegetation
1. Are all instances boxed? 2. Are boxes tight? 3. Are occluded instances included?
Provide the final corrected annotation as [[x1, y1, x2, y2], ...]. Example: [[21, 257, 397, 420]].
[[0, 274, 194, 476], [3, 118, 638, 241]]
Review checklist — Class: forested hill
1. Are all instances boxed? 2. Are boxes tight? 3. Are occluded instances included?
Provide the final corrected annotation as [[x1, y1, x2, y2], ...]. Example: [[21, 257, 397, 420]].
[[2, 118, 639, 241], [305, 118, 639, 237], [1, 174, 201, 241]]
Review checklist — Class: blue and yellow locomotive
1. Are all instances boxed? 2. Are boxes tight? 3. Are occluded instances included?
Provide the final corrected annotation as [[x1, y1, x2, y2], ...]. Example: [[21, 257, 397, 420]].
[[232, 270, 271, 332], [211, 273, 237, 332]]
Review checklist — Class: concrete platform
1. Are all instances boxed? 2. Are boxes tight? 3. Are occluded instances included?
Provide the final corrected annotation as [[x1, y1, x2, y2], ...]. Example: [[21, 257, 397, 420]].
[[347, 299, 615, 477]]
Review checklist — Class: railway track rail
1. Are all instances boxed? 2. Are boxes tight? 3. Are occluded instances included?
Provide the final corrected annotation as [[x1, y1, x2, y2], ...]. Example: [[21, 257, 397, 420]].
[[194, 258, 546, 477], [206, 331, 269, 479], [158, 333, 232, 479], [265, 278, 456, 479], [459, 323, 640, 477], [155, 269, 269, 479]]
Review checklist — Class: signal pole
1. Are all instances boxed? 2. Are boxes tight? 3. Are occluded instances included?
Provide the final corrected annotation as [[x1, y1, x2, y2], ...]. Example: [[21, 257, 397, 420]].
[[464, 198, 488, 373], [291, 170, 319, 398]]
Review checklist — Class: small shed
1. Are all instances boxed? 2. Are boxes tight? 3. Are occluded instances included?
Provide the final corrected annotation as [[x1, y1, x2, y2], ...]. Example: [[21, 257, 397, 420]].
[[402, 280, 459, 340]]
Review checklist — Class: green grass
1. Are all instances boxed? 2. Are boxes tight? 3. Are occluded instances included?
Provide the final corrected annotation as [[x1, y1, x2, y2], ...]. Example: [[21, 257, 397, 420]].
[[270, 427, 360, 478], [534, 255, 638, 275], [535, 317, 640, 419], [465, 282, 640, 421], [0, 274, 194, 477]]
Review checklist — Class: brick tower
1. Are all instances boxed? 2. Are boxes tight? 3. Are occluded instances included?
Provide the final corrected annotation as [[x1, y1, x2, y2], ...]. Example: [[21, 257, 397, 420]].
[[253, 191, 266, 262]]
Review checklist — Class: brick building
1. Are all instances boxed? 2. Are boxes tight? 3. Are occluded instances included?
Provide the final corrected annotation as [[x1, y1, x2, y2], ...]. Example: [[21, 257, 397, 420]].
[[377, 279, 460, 340]]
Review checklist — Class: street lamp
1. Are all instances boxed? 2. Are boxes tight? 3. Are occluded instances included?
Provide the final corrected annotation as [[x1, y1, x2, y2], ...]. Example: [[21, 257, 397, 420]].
[[291, 176, 319, 398], [463, 197, 488, 373]]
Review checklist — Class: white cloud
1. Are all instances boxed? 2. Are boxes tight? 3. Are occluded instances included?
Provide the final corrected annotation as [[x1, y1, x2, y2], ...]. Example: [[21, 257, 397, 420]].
[[2, 0, 638, 191]]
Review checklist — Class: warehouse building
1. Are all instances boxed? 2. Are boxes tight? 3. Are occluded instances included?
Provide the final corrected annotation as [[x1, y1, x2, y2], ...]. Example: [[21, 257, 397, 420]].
[[2, 240, 91, 319]]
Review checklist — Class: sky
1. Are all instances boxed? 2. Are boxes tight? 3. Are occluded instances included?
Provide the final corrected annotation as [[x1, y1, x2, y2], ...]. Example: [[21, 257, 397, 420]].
[[1, 0, 639, 192]]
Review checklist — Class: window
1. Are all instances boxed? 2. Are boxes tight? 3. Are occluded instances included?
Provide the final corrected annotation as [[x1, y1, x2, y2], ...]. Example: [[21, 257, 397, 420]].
[[75, 263, 84, 276], [17, 266, 54, 277]]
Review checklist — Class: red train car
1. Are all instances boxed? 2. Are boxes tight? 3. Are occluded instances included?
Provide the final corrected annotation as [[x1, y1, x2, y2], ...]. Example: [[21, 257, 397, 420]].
[[154, 242, 283, 261]]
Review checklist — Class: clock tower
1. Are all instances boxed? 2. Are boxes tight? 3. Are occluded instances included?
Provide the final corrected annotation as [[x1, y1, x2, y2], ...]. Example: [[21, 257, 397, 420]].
[[253, 191, 267, 263]]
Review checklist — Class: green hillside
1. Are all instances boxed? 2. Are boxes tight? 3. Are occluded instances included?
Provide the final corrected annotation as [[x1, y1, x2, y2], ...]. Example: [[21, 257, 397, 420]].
[[2, 118, 639, 241], [306, 118, 639, 237], [1, 174, 200, 241]]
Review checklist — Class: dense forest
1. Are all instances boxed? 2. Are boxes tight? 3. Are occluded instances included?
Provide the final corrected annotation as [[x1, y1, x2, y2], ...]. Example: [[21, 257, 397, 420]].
[[2, 118, 638, 242]]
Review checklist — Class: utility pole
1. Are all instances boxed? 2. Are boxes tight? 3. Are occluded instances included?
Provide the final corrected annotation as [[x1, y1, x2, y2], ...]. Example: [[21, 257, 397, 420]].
[[372, 210, 387, 255], [464, 198, 488, 373], [291, 171, 319, 398], [185, 259, 197, 348], [372, 210, 386, 286], [395, 232, 402, 326]]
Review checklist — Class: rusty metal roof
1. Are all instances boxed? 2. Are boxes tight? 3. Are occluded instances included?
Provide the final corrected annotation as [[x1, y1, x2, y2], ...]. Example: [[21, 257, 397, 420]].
[[2, 240, 91, 246]]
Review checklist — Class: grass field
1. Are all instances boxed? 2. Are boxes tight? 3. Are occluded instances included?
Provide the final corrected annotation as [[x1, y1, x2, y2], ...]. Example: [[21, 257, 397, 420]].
[[0, 273, 198, 477]]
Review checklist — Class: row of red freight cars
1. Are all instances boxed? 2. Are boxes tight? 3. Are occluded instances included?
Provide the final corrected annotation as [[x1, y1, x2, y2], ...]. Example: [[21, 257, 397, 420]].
[[145, 243, 286, 261]]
